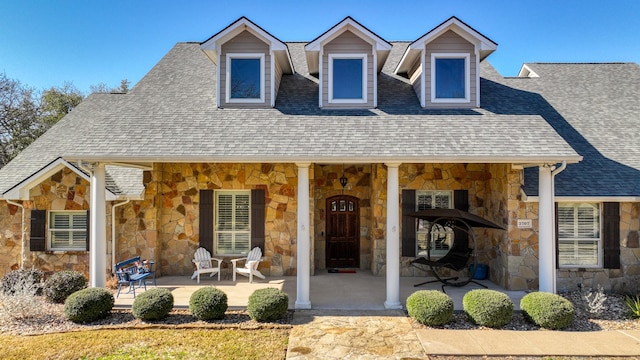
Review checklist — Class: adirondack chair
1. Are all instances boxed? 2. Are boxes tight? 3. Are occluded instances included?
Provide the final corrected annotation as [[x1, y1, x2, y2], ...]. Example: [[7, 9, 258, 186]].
[[191, 247, 223, 283], [231, 247, 265, 283]]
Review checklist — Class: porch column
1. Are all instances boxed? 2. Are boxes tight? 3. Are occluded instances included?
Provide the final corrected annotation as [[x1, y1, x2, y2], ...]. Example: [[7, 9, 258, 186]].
[[295, 162, 311, 309], [89, 162, 107, 288], [538, 164, 556, 293], [384, 162, 402, 309]]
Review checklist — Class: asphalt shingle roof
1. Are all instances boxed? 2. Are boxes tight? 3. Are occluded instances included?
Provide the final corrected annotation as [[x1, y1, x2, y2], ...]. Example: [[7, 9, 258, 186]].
[[1, 40, 636, 198], [490, 63, 640, 197]]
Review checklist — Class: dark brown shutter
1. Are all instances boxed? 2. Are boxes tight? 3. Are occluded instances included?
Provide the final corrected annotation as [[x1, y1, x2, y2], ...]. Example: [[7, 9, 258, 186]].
[[453, 190, 470, 248], [454, 190, 469, 212], [85, 210, 90, 251], [251, 189, 265, 252], [603, 202, 620, 269], [199, 190, 214, 253], [30, 210, 46, 251], [401, 190, 416, 257]]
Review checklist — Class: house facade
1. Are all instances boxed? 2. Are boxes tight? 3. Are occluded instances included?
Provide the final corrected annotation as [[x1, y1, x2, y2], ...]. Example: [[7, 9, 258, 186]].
[[0, 16, 638, 308]]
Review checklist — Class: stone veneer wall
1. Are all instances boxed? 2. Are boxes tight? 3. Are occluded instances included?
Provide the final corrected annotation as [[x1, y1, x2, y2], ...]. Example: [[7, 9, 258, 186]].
[[370, 163, 509, 277], [0, 167, 108, 279], [116, 163, 305, 277], [556, 202, 640, 293], [505, 168, 640, 291], [313, 164, 372, 271]]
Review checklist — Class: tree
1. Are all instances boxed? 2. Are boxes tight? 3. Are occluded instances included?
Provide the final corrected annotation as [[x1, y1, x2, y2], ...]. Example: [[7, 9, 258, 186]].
[[41, 82, 84, 126], [89, 79, 129, 94], [0, 73, 43, 167]]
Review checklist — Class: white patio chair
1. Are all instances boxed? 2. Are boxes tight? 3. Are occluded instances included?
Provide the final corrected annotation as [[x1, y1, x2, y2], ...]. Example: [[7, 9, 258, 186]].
[[191, 247, 223, 283], [231, 247, 265, 283]]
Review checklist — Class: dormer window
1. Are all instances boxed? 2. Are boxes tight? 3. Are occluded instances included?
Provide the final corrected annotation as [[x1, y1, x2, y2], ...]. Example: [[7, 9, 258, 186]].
[[200, 17, 293, 108], [226, 53, 265, 103], [395, 16, 497, 108], [329, 54, 367, 103], [432, 53, 470, 102]]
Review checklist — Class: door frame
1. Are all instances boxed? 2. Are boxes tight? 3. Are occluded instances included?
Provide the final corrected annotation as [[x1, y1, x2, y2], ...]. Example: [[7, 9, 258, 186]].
[[325, 195, 360, 268]]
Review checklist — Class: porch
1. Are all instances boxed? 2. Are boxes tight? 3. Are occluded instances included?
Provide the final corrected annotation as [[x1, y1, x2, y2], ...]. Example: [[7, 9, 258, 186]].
[[113, 270, 527, 311]]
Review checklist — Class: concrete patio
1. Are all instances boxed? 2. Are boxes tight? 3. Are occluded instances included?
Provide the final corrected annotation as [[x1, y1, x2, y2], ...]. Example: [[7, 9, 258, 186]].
[[114, 269, 527, 310]]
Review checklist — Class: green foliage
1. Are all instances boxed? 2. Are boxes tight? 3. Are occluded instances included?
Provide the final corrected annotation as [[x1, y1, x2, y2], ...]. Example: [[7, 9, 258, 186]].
[[189, 287, 228, 320], [247, 288, 288, 322], [64, 287, 114, 323], [132, 288, 174, 321], [40, 82, 84, 126], [520, 292, 574, 329], [624, 295, 640, 319], [0, 73, 43, 167], [43, 270, 87, 303], [463, 289, 514, 328], [406, 290, 454, 326], [1, 268, 44, 295]]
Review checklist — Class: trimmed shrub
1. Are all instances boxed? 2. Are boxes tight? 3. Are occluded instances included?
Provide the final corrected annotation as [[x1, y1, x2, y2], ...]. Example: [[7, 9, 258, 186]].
[[247, 288, 288, 322], [132, 288, 174, 321], [43, 271, 87, 303], [189, 287, 228, 320], [1, 269, 44, 295], [520, 292, 574, 329], [463, 289, 514, 328], [406, 290, 454, 326], [64, 287, 114, 323]]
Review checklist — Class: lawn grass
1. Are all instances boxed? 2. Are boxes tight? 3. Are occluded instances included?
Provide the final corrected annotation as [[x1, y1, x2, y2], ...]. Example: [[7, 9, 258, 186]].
[[0, 328, 289, 360]]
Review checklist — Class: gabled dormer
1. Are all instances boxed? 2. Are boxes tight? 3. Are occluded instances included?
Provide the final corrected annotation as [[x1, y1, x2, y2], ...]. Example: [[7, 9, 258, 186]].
[[201, 17, 293, 108], [305, 17, 392, 109], [395, 16, 497, 108]]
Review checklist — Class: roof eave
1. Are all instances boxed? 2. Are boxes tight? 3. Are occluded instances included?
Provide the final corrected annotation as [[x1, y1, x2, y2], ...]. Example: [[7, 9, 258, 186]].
[[1, 158, 118, 201], [61, 155, 583, 165]]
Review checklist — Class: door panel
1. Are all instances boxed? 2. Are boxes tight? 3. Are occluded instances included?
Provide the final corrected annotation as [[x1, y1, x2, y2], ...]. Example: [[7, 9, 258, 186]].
[[326, 195, 360, 268]]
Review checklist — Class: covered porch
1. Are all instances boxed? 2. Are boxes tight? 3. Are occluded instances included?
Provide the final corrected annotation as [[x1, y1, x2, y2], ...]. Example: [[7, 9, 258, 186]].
[[113, 271, 527, 311]]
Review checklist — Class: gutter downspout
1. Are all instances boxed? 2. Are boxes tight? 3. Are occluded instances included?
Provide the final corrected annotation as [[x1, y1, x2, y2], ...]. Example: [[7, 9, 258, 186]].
[[6, 199, 25, 269], [111, 199, 130, 273], [550, 160, 567, 291]]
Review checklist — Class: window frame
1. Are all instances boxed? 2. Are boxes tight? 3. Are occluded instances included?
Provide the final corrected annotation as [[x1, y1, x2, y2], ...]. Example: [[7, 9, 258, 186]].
[[225, 53, 265, 104], [328, 53, 368, 104], [48, 210, 87, 251], [557, 202, 603, 268], [214, 190, 252, 256], [415, 190, 453, 257], [430, 53, 470, 103]]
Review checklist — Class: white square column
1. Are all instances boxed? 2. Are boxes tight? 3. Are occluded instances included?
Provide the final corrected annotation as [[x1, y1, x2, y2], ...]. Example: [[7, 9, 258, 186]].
[[295, 163, 312, 309], [89, 163, 107, 288], [384, 162, 402, 309], [538, 164, 556, 293]]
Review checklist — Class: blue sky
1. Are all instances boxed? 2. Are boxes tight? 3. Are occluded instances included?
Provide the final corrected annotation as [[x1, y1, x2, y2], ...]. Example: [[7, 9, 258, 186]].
[[1, 0, 638, 93]]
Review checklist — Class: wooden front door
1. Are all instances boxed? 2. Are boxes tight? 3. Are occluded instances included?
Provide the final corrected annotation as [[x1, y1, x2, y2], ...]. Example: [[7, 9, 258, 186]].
[[326, 195, 360, 268]]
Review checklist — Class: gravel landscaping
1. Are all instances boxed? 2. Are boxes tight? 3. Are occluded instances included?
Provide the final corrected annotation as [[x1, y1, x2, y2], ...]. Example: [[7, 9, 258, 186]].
[[1, 290, 638, 336]]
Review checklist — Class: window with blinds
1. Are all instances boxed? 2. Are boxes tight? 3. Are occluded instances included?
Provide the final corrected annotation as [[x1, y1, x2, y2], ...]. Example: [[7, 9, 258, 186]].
[[558, 202, 601, 267], [215, 190, 251, 255], [49, 211, 87, 250], [416, 190, 453, 257]]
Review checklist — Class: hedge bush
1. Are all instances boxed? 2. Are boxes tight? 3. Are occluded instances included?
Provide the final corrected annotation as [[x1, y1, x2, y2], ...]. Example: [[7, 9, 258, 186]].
[[64, 288, 114, 323], [463, 289, 514, 328], [189, 287, 228, 320], [247, 288, 288, 322], [43, 271, 87, 303], [406, 290, 454, 326], [132, 288, 174, 321], [1, 269, 44, 296], [520, 292, 574, 329]]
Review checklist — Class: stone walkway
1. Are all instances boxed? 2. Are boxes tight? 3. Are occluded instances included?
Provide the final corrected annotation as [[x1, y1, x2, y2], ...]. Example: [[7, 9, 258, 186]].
[[286, 310, 424, 359], [286, 310, 640, 359]]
